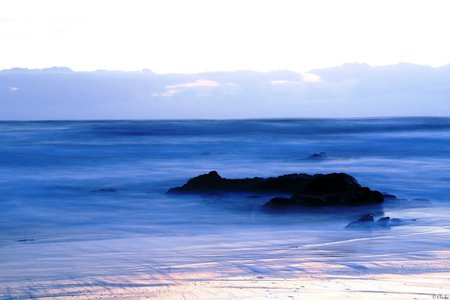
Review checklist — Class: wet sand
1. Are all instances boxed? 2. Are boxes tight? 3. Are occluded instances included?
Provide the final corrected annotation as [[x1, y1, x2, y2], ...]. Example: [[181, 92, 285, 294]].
[[2, 228, 449, 299]]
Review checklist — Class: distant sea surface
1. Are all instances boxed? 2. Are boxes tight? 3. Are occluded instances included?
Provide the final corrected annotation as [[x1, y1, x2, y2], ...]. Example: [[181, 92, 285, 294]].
[[1, 118, 450, 299]]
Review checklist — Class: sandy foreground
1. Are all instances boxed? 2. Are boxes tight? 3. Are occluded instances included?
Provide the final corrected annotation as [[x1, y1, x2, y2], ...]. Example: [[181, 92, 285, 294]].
[[2, 224, 450, 299], [2, 239, 449, 299], [8, 270, 449, 300]]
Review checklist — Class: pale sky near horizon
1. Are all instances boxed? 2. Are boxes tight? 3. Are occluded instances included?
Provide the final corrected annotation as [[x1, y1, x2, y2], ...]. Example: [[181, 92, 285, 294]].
[[1, 0, 450, 73]]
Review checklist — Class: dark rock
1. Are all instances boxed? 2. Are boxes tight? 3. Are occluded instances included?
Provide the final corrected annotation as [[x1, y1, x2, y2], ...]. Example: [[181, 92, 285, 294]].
[[390, 218, 402, 225], [169, 171, 391, 208], [345, 214, 375, 229], [262, 197, 291, 209], [308, 152, 327, 160], [283, 173, 384, 207], [376, 216, 391, 226], [346, 215, 418, 230], [358, 214, 375, 222], [91, 188, 117, 193], [303, 173, 359, 194], [382, 193, 397, 199], [168, 171, 313, 194], [389, 218, 418, 226], [16, 239, 35, 242]]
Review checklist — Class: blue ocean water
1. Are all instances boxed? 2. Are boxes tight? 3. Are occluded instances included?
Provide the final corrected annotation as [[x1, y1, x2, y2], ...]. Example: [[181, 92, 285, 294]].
[[1, 118, 450, 298]]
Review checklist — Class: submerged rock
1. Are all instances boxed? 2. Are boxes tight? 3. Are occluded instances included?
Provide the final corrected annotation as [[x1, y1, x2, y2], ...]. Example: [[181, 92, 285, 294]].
[[91, 188, 117, 193], [169, 171, 390, 208], [16, 238, 35, 242], [345, 214, 417, 229], [308, 152, 327, 160], [345, 214, 375, 229], [376, 216, 391, 226]]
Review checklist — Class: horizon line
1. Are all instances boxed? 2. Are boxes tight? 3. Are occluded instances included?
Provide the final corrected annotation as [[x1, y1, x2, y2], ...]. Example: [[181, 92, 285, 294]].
[[1, 116, 450, 123], [1, 61, 450, 75]]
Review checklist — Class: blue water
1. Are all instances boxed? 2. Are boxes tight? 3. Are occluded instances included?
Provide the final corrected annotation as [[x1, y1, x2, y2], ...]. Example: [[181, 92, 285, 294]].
[[1, 118, 450, 298]]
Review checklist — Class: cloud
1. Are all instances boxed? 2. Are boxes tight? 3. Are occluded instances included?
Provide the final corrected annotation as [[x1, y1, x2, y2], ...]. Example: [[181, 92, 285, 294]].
[[10, 86, 19, 92], [167, 79, 220, 89], [270, 80, 293, 85], [158, 79, 221, 97], [301, 72, 321, 83], [270, 73, 321, 85]]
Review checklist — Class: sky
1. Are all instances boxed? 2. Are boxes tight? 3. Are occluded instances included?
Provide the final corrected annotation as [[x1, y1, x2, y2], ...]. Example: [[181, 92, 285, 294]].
[[2, 63, 450, 119], [1, 0, 450, 73]]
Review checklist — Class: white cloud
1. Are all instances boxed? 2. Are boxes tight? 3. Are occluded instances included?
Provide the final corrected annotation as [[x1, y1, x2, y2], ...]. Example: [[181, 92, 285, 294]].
[[10, 86, 19, 92], [301, 73, 321, 83], [166, 79, 220, 89], [157, 79, 221, 97], [270, 73, 321, 85], [270, 80, 293, 85]]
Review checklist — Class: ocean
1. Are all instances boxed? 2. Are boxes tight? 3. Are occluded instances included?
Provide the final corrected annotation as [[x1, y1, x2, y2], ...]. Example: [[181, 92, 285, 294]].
[[1, 118, 450, 299]]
